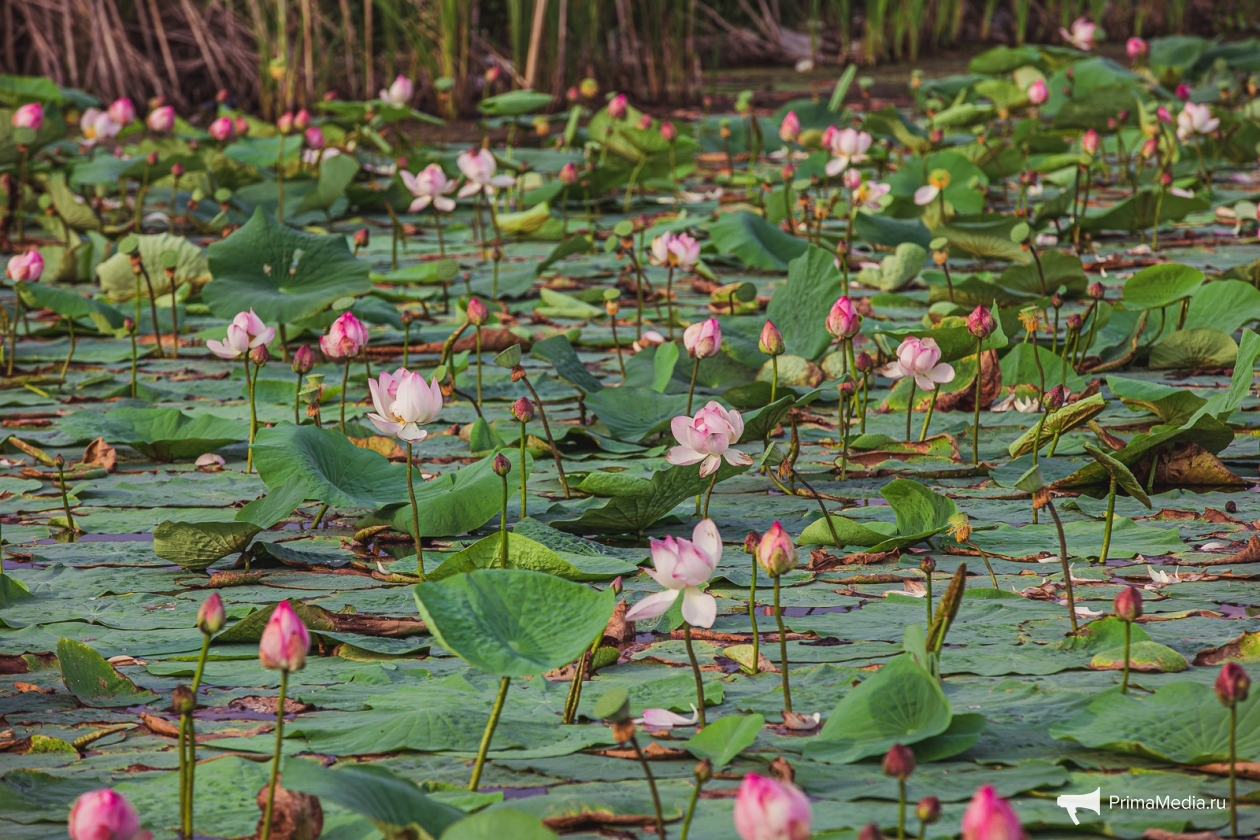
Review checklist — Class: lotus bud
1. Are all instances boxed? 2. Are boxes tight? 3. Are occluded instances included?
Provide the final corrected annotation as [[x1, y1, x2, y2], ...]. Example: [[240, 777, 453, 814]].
[[304, 126, 324, 149], [660, 121, 677, 142], [839, 379, 856, 397], [1027, 80, 1048, 105], [1066, 313, 1082, 331], [608, 94, 628, 120], [1140, 137, 1158, 158], [68, 789, 148, 840], [1114, 586, 1142, 623], [634, 113, 651, 131], [258, 600, 310, 673], [352, 229, 369, 252], [215, 89, 230, 104], [882, 743, 916, 780], [961, 785, 1024, 840], [197, 592, 226, 634], [566, 86, 580, 103], [759, 320, 785, 356], [967, 305, 996, 339], [929, 128, 943, 144], [171, 163, 184, 178], [466, 297, 489, 326], [682, 318, 722, 359], [1080, 129, 1100, 155], [610, 576, 623, 595], [511, 397, 535, 423], [147, 105, 175, 133], [13, 102, 44, 131], [124, 317, 136, 334], [291, 344, 314, 376], [492, 452, 511, 477], [276, 111, 294, 135], [1216, 662, 1251, 707], [559, 162, 580, 185], [782, 163, 796, 181], [756, 521, 797, 577], [1160, 171, 1172, 188], [1175, 83, 1192, 102], [917, 796, 942, 824], [1043, 384, 1068, 410], [826, 296, 861, 339], [858, 823, 883, 840], [920, 556, 936, 574], [734, 774, 813, 840], [208, 117, 233, 142], [293, 109, 311, 130], [854, 351, 874, 373], [250, 343, 270, 368], [171, 684, 195, 715], [1088, 281, 1105, 300], [779, 111, 801, 143], [1157, 105, 1172, 124], [145, 151, 159, 166], [744, 530, 761, 554], [485, 66, 502, 84], [1126, 37, 1148, 59]]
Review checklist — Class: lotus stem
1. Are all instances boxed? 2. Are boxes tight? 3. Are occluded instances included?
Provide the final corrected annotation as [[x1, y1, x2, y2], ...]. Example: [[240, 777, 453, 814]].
[[611, 317, 626, 383], [919, 385, 939, 442], [406, 441, 423, 575], [1099, 477, 1116, 566], [1120, 619, 1132, 694], [136, 259, 164, 359], [773, 575, 792, 714], [629, 731, 667, 840], [338, 359, 350, 434], [666, 267, 676, 339], [683, 624, 707, 729], [276, 136, 286, 225], [687, 357, 700, 415], [518, 421, 528, 519], [1229, 704, 1239, 837], [905, 380, 916, 441], [897, 778, 907, 840], [181, 633, 211, 836], [924, 568, 933, 627], [1031, 406, 1048, 467], [469, 676, 511, 791], [498, 467, 509, 569], [680, 772, 705, 840], [1046, 497, 1078, 633], [259, 670, 288, 840], [57, 458, 75, 533], [293, 371, 302, 425], [973, 338, 983, 465], [520, 373, 569, 498], [475, 325, 483, 409], [246, 356, 259, 473], [770, 354, 779, 405], [701, 470, 718, 519], [748, 548, 760, 674]]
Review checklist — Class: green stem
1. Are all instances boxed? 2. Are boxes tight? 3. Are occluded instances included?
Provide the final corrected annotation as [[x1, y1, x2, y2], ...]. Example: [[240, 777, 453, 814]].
[[1120, 619, 1131, 694], [770, 355, 778, 405], [59, 318, 76, 382], [973, 339, 983, 464], [475, 327, 483, 409], [683, 624, 707, 729], [924, 569, 933, 627], [519, 423, 528, 518], [680, 776, 706, 840], [246, 356, 259, 473], [687, 356, 700, 415], [521, 375, 569, 499], [773, 575, 792, 714], [338, 359, 350, 434], [666, 267, 676, 339], [57, 459, 76, 532], [469, 676, 511, 791], [178, 714, 189, 837], [259, 671, 288, 840], [905, 380, 917, 441], [293, 372, 302, 425], [897, 778, 907, 840], [1230, 704, 1238, 838], [498, 471, 509, 568], [276, 136, 286, 225], [1099, 479, 1116, 565], [919, 385, 939, 442], [406, 442, 423, 575], [701, 470, 719, 519], [630, 733, 667, 840], [748, 553, 760, 674], [1047, 499, 1078, 633]]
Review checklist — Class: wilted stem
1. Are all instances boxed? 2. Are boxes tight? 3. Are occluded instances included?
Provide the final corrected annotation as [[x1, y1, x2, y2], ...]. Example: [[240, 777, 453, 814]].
[[469, 676, 511, 791], [1099, 478, 1116, 566], [773, 575, 792, 714], [406, 441, 423, 575], [259, 670, 288, 840]]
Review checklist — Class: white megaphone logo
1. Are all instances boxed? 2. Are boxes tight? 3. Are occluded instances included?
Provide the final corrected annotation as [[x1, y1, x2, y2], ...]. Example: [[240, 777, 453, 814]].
[[1056, 788, 1101, 825]]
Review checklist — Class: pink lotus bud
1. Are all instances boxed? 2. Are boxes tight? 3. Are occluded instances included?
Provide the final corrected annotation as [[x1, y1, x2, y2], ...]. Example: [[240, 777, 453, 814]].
[[1160, 171, 1172, 187], [108, 97, 136, 125], [1157, 105, 1172, 124], [197, 592, 226, 635], [637, 113, 652, 130], [294, 109, 311, 130], [292, 343, 314, 375], [249, 342, 270, 367], [756, 521, 797, 577], [826, 296, 861, 339], [610, 575, 623, 595], [559, 162, 580, 185], [485, 66, 503, 84], [1175, 83, 1192, 102], [170, 163, 184, 177], [208, 117, 234, 142], [1088, 281, 1105, 300], [258, 600, 310, 673], [608, 94, 628, 120], [1126, 37, 1148, 59], [917, 796, 942, 824], [1114, 586, 1142, 622], [733, 773, 812, 840], [566, 86, 580, 103], [1026, 80, 1048, 105], [233, 115, 249, 137], [1080, 129, 1100, 155], [967, 305, 995, 340], [492, 452, 512, 476], [277, 111, 294, 134], [511, 396, 535, 423], [779, 111, 801, 143], [682, 317, 722, 359], [319, 311, 369, 359], [1216, 662, 1251, 707], [842, 168, 863, 190], [68, 789, 149, 840], [145, 151, 159, 166], [882, 743, 916, 780], [961, 785, 1024, 840], [1140, 137, 1158, 158], [5, 249, 44, 282], [353, 228, 369, 249], [660, 121, 677, 142], [146, 105, 175, 133], [304, 126, 324, 149], [759, 320, 785, 356], [466, 297, 489, 326], [12, 102, 44, 131], [215, 89, 230, 104], [1043, 384, 1068, 410]]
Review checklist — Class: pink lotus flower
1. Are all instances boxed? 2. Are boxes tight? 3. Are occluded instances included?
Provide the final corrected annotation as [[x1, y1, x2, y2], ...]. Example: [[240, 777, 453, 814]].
[[5, 249, 44, 282], [826, 296, 861, 339], [304, 126, 325, 149], [208, 117, 234, 142], [820, 125, 838, 149], [259, 600, 309, 673], [81, 108, 122, 145], [456, 148, 515, 198], [320, 311, 369, 359], [1126, 37, 1148, 59], [68, 789, 150, 840], [824, 128, 872, 176], [779, 111, 801, 143], [367, 367, 443, 442], [1027, 79, 1048, 105], [733, 773, 813, 840], [660, 121, 677, 142], [649, 231, 701, 272], [961, 785, 1025, 840], [635, 704, 699, 729], [842, 168, 863, 190], [206, 310, 275, 360], [197, 592, 226, 635], [914, 170, 952, 206], [401, 164, 457, 213], [683, 317, 722, 358], [1060, 17, 1097, 51], [379, 75, 414, 107], [146, 106, 175, 133], [12, 102, 43, 131], [881, 336, 955, 391], [667, 401, 752, 477], [625, 518, 722, 628], [108, 97, 135, 125], [608, 94, 628, 120], [852, 179, 891, 210], [1177, 102, 1219, 141]]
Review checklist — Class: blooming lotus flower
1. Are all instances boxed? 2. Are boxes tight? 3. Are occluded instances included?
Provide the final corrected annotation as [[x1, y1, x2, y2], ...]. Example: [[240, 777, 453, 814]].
[[206, 310, 274, 360], [683, 318, 722, 359], [108, 97, 136, 125], [401, 164, 457, 213], [625, 518, 722, 627], [826, 296, 861, 339], [914, 169, 952, 206], [961, 785, 1024, 840], [608, 94, 628, 120], [667, 401, 752, 477], [146, 106, 175, 133], [1177, 102, 1219, 141], [853, 179, 891, 210], [5, 250, 44, 282], [379, 75, 414, 107], [12, 102, 43, 131], [1126, 37, 1148, 59], [733, 773, 813, 840], [81, 108, 122, 145], [208, 117, 234, 142], [779, 111, 801, 143], [635, 704, 699, 729], [320, 311, 369, 359], [1060, 17, 1097, 51], [456, 148, 515, 198], [633, 330, 667, 353], [824, 128, 873, 176], [649, 231, 701, 271], [368, 368, 443, 442], [68, 789, 151, 840], [1027, 79, 1048, 105], [259, 600, 309, 673], [882, 336, 955, 391]]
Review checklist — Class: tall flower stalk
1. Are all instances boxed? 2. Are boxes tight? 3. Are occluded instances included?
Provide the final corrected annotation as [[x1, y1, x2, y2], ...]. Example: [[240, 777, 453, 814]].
[[682, 318, 721, 414], [1114, 587, 1141, 694], [1216, 662, 1251, 838], [967, 306, 996, 465], [207, 310, 275, 472], [257, 601, 310, 840], [179, 593, 225, 837], [757, 523, 797, 715]]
